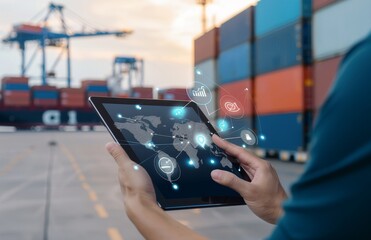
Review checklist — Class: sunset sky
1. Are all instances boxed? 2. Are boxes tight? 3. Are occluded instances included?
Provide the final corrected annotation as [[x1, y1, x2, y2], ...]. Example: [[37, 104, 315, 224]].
[[0, 0, 257, 89]]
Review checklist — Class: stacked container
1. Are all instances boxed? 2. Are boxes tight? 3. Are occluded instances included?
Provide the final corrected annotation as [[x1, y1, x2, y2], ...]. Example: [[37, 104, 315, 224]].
[[81, 80, 109, 98], [131, 87, 153, 99], [194, 27, 219, 117], [60, 88, 85, 108], [1, 76, 31, 107], [313, 0, 371, 113], [32, 85, 59, 107], [254, 0, 312, 153], [216, 7, 254, 145], [157, 88, 189, 101]]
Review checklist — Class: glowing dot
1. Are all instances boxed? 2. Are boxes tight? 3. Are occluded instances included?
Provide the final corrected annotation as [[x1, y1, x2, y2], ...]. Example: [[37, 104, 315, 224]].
[[238, 167, 241, 172], [196, 69, 202, 75], [188, 125, 192, 129], [242, 144, 246, 148], [260, 135, 266, 140], [117, 114, 122, 118], [210, 159, 215, 164], [172, 184, 179, 190], [172, 136, 176, 139], [155, 87, 160, 91], [180, 141, 184, 144], [232, 126, 234, 129], [188, 159, 194, 166], [135, 105, 142, 110], [187, 141, 190, 144], [133, 165, 139, 171]]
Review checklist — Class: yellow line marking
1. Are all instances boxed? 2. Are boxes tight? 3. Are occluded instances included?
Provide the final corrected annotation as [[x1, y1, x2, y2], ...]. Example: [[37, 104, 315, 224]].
[[88, 191, 98, 202], [94, 204, 109, 218], [0, 148, 33, 177], [82, 182, 91, 191], [78, 174, 86, 181], [107, 228, 124, 240], [192, 208, 201, 214]]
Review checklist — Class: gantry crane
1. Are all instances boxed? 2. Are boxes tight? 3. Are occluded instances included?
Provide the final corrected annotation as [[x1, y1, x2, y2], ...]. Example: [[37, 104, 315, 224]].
[[2, 2, 132, 87]]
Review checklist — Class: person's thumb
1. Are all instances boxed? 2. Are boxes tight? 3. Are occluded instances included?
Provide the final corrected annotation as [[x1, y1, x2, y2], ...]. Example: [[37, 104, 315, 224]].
[[105, 142, 131, 168], [211, 169, 248, 194]]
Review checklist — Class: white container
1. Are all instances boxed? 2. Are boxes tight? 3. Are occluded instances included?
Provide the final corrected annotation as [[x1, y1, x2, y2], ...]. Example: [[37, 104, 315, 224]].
[[194, 58, 218, 89], [313, 0, 371, 60]]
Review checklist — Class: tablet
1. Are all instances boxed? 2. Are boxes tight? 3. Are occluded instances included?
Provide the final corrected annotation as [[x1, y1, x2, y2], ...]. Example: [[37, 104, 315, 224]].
[[89, 97, 249, 210]]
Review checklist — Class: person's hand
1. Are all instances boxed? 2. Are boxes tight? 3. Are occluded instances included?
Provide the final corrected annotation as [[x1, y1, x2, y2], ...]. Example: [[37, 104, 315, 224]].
[[105, 142, 157, 215], [211, 135, 287, 224]]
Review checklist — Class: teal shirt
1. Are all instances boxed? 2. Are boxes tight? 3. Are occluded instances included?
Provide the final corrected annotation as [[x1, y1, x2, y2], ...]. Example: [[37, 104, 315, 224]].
[[269, 34, 371, 239]]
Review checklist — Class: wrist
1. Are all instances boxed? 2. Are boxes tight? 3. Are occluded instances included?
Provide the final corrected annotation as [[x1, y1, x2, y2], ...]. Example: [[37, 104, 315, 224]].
[[124, 194, 159, 221]]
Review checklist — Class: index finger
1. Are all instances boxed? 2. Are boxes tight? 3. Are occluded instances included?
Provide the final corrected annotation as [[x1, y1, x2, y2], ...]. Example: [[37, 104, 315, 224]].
[[212, 134, 262, 169]]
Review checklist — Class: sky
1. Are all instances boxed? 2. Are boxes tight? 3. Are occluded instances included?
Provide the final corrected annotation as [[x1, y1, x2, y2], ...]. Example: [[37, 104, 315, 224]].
[[0, 0, 257, 89]]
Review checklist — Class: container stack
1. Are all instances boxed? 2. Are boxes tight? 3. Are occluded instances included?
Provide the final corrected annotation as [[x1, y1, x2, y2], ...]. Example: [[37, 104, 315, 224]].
[[194, 27, 219, 117], [254, 0, 312, 154], [216, 7, 254, 145], [157, 88, 189, 101], [60, 88, 85, 108], [82, 80, 109, 98], [1, 76, 31, 107], [313, 0, 371, 113], [32, 86, 59, 107], [131, 87, 153, 99]]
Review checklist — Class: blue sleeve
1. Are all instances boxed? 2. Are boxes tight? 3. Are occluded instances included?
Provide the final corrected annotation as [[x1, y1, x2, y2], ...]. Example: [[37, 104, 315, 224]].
[[268, 34, 371, 239]]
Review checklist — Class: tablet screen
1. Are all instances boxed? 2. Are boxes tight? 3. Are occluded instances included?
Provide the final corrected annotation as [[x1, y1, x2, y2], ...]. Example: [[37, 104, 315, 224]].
[[92, 98, 244, 209]]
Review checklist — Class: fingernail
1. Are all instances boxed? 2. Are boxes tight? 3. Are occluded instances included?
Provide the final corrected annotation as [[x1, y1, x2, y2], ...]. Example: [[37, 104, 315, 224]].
[[211, 170, 222, 181]]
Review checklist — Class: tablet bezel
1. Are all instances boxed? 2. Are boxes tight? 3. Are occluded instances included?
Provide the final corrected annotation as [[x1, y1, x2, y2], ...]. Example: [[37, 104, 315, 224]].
[[89, 96, 248, 210]]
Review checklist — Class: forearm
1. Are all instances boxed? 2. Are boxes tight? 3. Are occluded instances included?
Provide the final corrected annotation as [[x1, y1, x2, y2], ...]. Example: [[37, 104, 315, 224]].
[[125, 195, 207, 240]]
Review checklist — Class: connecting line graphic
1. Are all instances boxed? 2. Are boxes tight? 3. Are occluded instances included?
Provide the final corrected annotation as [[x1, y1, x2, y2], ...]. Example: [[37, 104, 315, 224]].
[[181, 101, 193, 110], [223, 137, 241, 140], [175, 142, 190, 158], [205, 105, 220, 116]]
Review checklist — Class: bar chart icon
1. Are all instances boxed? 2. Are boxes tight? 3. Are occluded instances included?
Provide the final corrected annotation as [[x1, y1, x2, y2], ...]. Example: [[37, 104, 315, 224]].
[[192, 86, 207, 97]]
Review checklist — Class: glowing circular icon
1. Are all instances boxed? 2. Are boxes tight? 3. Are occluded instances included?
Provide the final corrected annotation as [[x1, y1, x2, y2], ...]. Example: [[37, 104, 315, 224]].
[[187, 81, 213, 105], [219, 95, 244, 119], [158, 157, 175, 174], [240, 129, 257, 146]]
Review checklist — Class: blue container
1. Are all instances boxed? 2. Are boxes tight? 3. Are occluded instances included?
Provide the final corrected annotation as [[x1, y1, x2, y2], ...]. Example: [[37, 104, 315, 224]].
[[256, 112, 305, 151], [217, 117, 253, 147], [3, 83, 29, 91], [33, 90, 59, 99], [86, 85, 109, 92], [218, 43, 252, 84], [255, 21, 311, 75], [220, 7, 253, 52], [255, 0, 311, 38]]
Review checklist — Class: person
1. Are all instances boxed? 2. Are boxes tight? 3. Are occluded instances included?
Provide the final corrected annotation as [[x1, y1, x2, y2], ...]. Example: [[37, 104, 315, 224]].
[[106, 33, 371, 239]]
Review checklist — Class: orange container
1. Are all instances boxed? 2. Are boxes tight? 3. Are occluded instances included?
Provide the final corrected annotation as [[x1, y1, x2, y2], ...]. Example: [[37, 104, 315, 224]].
[[194, 27, 219, 64], [2, 76, 29, 84], [15, 24, 43, 33], [87, 92, 109, 97], [33, 99, 58, 107], [132, 87, 153, 99], [314, 56, 342, 110], [255, 65, 312, 115], [218, 79, 253, 117], [61, 99, 85, 107]]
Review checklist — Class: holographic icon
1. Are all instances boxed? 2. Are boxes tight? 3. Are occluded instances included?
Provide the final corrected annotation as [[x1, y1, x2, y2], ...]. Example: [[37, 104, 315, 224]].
[[224, 101, 241, 113], [217, 119, 229, 132], [240, 129, 258, 146], [158, 157, 175, 174], [187, 81, 212, 105], [196, 134, 206, 148], [171, 107, 185, 118]]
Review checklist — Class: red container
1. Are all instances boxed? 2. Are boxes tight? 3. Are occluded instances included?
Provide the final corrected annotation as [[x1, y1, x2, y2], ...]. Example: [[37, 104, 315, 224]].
[[33, 99, 58, 107], [4, 98, 31, 107], [3, 91, 30, 98], [194, 28, 219, 64], [218, 79, 253, 117], [114, 93, 130, 98], [312, 0, 339, 11], [87, 92, 110, 97], [61, 99, 86, 108], [15, 24, 43, 33], [314, 56, 342, 110], [81, 80, 107, 89], [31, 85, 57, 90], [255, 65, 312, 115], [132, 87, 153, 99], [2, 76, 29, 84], [158, 88, 189, 100]]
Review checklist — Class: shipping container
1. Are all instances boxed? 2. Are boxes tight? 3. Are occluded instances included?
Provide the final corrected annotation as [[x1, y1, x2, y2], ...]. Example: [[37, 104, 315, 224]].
[[256, 112, 306, 151], [312, 0, 339, 11], [218, 42, 252, 84], [2, 76, 29, 84], [314, 55, 342, 110], [86, 85, 109, 92], [60, 88, 85, 95], [255, 65, 312, 115], [194, 28, 219, 64], [3, 98, 31, 107], [87, 92, 110, 97], [15, 24, 43, 33], [158, 88, 189, 101], [194, 59, 217, 89], [61, 99, 86, 108], [33, 90, 59, 99], [33, 99, 58, 107], [217, 117, 254, 146], [255, 21, 311, 75], [218, 79, 253, 117], [219, 7, 253, 52], [3, 91, 30, 98], [313, 0, 371, 60], [255, 0, 311, 38], [3, 83, 29, 91], [81, 80, 107, 89], [131, 87, 153, 99]]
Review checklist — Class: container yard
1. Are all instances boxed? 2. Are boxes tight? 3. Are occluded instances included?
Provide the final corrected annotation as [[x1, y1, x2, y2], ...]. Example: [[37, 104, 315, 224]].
[[1, 0, 370, 239]]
